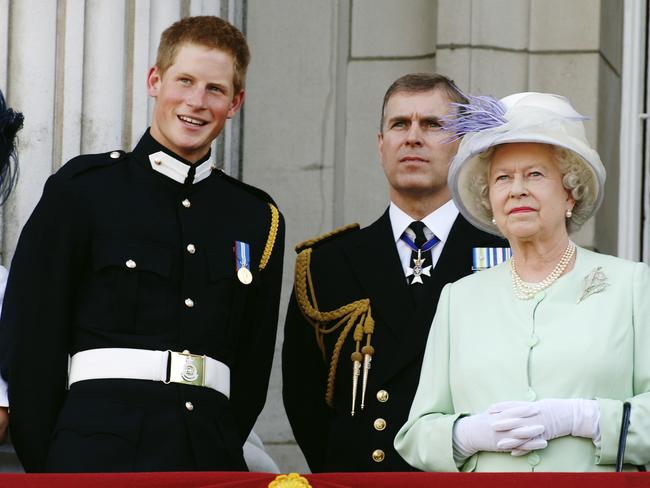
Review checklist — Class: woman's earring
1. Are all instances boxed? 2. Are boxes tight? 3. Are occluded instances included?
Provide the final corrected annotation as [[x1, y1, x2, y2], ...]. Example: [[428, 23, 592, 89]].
[[491, 217, 496, 224], [565, 209, 573, 218]]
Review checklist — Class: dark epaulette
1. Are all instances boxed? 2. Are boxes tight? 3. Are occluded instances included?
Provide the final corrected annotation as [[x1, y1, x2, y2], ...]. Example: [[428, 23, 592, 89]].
[[216, 169, 277, 206], [295, 223, 360, 254], [57, 149, 127, 180]]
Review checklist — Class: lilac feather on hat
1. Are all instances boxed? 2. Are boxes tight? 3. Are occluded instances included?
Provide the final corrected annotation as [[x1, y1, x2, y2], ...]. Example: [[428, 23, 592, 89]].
[[441, 94, 507, 141]]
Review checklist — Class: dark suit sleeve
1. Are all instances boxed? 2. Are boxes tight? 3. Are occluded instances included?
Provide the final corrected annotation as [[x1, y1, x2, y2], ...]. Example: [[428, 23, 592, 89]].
[[230, 211, 285, 442], [0, 173, 89, 472], [282, 284, 331, 472]]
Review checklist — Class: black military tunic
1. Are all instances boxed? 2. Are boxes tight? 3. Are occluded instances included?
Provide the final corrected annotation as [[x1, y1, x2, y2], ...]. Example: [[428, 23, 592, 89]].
[[0, 130, 285, 472], [282, 210, 505, 472]]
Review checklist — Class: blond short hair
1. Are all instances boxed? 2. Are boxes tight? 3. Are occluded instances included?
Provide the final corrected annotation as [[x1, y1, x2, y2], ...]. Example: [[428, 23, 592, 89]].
[[155, 16, 250, 95]]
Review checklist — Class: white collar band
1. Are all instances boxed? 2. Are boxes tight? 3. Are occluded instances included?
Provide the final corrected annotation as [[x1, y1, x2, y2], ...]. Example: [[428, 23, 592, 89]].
[[149, 151, 215, 184], [389, 200, 459, 244]]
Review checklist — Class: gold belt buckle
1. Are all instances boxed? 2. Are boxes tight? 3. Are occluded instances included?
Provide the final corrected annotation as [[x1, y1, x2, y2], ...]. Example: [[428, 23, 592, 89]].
[[168, 350, 205, 387]]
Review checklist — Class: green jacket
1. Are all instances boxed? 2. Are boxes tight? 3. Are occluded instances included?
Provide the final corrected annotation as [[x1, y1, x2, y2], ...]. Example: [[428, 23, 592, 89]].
[[395, 246, 650, 472]]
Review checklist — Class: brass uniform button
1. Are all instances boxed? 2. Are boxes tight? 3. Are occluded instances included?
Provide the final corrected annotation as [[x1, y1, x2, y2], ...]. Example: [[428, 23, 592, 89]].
[[184, 298, 194, 308], [372, 449, 385, 463], [153, 158, 162, 165], [125, 259, 136, 269], [109, 151, 121, 159], [373, 418, 386, 431], [186, 244, 196, 254], [376, 390, 389, 403], [182, 199, 191, 208], [185, 401, 194, 411]]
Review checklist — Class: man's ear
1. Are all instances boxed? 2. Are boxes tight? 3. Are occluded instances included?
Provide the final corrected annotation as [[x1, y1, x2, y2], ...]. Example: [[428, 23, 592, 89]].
[[227, 90, 246, 119], [147, 66, 162, 97], [377, 132, 384, 162]]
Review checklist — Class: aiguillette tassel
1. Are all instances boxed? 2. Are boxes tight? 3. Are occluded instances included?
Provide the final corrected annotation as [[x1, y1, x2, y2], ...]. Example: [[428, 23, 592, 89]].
[[350, 351, 362, 416], [360, 345, 374, 410]]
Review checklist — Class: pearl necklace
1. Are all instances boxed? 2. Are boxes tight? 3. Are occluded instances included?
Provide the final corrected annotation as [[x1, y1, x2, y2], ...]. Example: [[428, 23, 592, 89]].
[[510, 241, 576, 300]]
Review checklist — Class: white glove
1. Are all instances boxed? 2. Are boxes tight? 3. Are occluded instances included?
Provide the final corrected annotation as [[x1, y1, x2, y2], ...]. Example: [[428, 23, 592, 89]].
[[453, 404, 547, 461], [490, 399, 600, 456]]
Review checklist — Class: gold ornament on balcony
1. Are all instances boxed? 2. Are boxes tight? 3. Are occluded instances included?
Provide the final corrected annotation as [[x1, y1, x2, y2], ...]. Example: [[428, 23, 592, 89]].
[[268, 472, 312, 488]]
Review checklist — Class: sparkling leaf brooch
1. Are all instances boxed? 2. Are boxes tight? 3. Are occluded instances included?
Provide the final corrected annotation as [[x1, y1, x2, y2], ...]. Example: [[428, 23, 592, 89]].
[[577, 266, 609, 304]]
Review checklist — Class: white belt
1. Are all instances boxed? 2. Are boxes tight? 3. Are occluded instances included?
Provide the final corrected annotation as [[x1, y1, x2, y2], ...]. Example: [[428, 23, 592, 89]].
[[68, 348, 230, 398]]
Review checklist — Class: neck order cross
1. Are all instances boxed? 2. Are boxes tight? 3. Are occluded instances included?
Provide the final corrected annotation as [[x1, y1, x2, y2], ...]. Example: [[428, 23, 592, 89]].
[[402, 221, 440, 285]]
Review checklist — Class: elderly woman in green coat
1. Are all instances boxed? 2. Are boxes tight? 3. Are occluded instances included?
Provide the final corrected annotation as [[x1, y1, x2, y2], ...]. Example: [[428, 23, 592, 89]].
[[394, 92, 650, 472]]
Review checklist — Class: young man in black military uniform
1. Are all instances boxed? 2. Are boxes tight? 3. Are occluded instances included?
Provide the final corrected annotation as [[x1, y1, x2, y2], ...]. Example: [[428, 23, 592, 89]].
[[0, 16, 284, 473], [282, 73, 507, 472]]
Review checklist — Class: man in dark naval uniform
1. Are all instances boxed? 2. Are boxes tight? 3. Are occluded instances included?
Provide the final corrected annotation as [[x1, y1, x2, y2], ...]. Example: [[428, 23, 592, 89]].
[[0, 16, 284, 473], [282, 73, 507, 472]]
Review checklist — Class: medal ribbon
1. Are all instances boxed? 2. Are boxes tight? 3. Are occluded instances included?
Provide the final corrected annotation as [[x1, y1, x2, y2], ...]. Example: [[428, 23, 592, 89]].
[[235, 241, 251, 272], [400, 233, 440, 253], [472, 247, 512, 272]]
